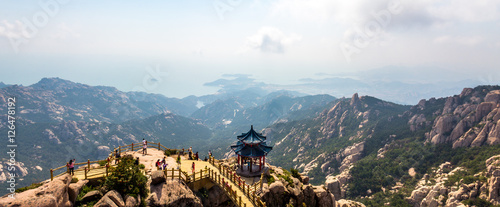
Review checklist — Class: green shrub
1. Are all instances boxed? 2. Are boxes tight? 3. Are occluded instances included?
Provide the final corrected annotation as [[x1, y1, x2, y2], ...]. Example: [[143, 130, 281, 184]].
[[15, 182, 43, 193], [462, 198, 494, 206], [75, 184, 100, 206], [444, 170, 467, 187], [104, 155, 149, 199], [98, 160, 107, 166], [267, 176, 276, 185], [139, 164, 145, 169], [291, 168, 301, 179], [198, 187, 209, 198], [164, 149, 178, 157], [71, 177, 79, 183], [277, 173, 294, 187]]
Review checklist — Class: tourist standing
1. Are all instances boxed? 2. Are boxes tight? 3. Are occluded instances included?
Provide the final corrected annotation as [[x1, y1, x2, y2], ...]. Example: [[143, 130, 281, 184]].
[[192, 162, 195, 174], [142, 138, 147, 155], [114, 149, 121, 164], [156, 159, 161, 169], [67, 159, 75, 175]]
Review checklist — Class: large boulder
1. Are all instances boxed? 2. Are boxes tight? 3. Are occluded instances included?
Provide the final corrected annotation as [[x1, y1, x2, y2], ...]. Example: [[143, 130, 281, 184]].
[[124, 195, 138, 207], [0, 174, 72, 207], [485, 90, 500, 104], [68, 179, 89, 204], [489, 176, 500, 205], [261, 182, 287, 207], [407, 186, 430, 206], [336, 199, 366, 207], [146, 192, 159, 206], [300, 176, 309, 184], [313, 186, 335, 207], [302, 185, 316, 207], [325, 176, 342, 200], [151, 171, 166, 185], [80, 190, 102, 204], [476, 102, 495, 121], [201, 185, 232, 207], [94, 190, 125, 207], [150, 179, 202, 207]]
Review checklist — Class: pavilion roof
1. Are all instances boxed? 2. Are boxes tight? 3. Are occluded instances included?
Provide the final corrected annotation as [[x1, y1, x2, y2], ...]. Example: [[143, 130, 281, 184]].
[[230, 141, 272, 157], [231, 125, 272, 157], [237, 125, 266, 144]]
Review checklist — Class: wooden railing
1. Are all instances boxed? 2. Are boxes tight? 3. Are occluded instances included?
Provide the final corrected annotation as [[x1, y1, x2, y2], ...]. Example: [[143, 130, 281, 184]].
[[208, 156, 266, 207], [49, 142, 266, 207], [50, 158, 112, 181], [50, 141, 182, 181], [111, 141, 181, 155]]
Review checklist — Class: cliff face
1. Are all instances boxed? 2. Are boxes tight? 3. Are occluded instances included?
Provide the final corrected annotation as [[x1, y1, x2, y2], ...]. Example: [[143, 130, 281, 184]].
[[260, 165, 363, 207], [263, 86, 500, 203], [412, 87, 500, 148], [266, 93, 409, 186], [407, 154, 500, 206]]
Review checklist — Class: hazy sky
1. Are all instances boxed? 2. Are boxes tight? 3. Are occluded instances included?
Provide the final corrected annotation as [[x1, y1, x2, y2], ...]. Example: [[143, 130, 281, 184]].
[[1, 0, 499, 98]]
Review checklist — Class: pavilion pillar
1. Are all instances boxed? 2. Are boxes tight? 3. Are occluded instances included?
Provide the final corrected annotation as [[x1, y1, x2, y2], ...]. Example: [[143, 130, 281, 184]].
[[259, 156, 262, 171], [250, 158, 252, 173], [238, 155, 240, 168]]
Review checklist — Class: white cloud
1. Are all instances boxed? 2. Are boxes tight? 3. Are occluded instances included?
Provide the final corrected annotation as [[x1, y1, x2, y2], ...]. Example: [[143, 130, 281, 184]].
[[246, 27, 301, 53], [433, 35, 484, 46], [272, 0, 500, 27], [0, 20, 27, 39]]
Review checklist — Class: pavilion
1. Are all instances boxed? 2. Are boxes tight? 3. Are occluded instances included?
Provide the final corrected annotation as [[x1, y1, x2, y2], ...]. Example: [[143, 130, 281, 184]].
[[231, 125, 272, 175]]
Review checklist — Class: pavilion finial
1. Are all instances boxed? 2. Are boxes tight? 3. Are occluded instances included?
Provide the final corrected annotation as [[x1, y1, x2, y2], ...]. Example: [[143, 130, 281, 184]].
[[251, 125, 253, 130]]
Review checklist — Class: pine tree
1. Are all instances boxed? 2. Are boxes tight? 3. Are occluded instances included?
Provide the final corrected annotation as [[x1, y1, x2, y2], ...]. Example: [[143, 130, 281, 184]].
[[104, 155, 148, 200]]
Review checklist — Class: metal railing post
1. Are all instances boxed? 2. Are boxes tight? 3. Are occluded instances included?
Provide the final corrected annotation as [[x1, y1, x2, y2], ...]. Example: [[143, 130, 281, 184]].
[[50, 169, 54, 181], [131, 143, 134, 151]]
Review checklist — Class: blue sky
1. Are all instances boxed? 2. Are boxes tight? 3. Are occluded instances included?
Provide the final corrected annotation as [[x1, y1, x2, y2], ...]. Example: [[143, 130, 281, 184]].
[[1, 0, 500, 98]]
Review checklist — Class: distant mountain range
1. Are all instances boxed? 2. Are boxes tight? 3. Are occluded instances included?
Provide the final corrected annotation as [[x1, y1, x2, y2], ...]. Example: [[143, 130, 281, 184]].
[[0, 78, 335, 194], [2, 78, 500, 205]]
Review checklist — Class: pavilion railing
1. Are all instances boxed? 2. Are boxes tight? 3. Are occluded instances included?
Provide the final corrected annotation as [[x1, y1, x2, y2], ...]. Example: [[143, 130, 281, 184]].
[[208, 155, 266, 207]]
